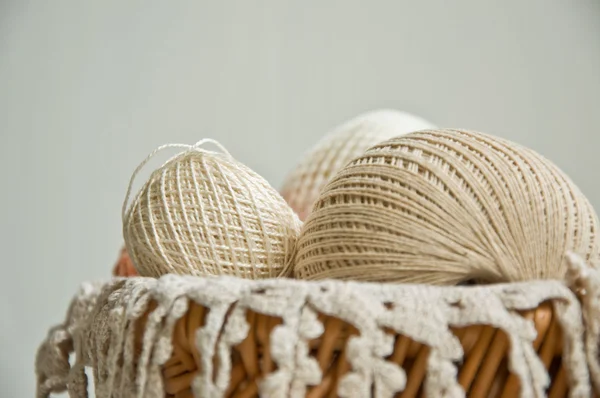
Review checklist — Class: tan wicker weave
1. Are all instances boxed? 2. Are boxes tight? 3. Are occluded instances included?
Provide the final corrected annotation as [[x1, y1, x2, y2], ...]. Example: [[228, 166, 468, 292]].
[[163, 302, 565, 398], [35, 253, 600, 398]]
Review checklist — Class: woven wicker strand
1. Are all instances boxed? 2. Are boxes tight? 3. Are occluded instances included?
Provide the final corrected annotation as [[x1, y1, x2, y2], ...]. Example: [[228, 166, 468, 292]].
[[280, 110, 435, 221], [122, 139, 302, 279], [295, 129, 600, 285], [35, 253, 600, 398], [163, 302, 563, 398], [112, 246, 137, 277]]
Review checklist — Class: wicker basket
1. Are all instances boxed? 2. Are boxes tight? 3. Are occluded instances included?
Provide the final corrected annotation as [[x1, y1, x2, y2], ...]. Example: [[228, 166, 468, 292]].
[[162, 301, 563, 398], [35, 254, 600, 398]]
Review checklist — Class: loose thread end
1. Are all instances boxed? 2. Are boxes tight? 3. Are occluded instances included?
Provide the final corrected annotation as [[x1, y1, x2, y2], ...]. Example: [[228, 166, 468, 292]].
[[121, 139, 232, 223]]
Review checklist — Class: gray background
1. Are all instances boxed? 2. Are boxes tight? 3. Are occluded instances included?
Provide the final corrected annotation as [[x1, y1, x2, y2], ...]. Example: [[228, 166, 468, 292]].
[[1, 1, 599, 396]]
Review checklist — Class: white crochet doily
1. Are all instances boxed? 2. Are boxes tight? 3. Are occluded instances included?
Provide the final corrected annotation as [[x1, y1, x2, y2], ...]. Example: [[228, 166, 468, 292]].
[[35, 253, 600, 398]]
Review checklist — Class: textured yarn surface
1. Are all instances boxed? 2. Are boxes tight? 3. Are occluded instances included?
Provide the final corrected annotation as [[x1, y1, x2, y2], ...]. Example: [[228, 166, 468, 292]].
[[35, 253, 600, 398], [294, 129, 600, 284], [280, 110, 434, 220], [123, 140, 302, 279]]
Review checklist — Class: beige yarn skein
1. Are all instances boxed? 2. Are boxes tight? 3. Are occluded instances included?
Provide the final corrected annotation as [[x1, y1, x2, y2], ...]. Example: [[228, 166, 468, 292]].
[[123, 139, 302, 279], [280, 109, 435, 220], [294, 129, 599, 285]]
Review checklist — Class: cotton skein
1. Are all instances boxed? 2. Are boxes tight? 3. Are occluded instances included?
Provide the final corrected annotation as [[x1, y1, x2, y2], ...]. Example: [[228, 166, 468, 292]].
[[280, 109, 435, 220], [123, 140, 302, 279], [294, 129, 599, 285]]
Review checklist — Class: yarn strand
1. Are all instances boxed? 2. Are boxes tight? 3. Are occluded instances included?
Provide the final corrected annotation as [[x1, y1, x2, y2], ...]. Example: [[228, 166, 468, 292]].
[[122, 139, 233, 222]]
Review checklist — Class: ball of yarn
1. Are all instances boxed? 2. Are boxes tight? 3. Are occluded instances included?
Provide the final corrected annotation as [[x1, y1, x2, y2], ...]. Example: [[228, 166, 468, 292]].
[[294, 129, 599, 285], [280, 109, 435, 220], [123, 140, 302, 279], [112, 246, 137, 277]]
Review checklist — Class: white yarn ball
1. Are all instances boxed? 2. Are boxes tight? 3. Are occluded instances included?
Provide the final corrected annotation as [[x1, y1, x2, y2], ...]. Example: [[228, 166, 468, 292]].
[[281, 109, 435, 220], [123, 141, 302, 279], [294, 129, 600, 285]]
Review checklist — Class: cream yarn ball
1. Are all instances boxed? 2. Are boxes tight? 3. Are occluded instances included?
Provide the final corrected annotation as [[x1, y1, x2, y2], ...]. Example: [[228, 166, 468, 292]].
[[280, 109, 435, 220], [294, 129, 599, 285], [123, 140, 302, 279]]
